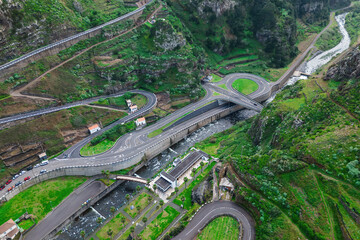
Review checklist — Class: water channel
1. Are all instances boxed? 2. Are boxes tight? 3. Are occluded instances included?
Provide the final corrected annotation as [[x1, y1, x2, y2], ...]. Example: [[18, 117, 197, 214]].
[[57, 110, 257, 239], [56, 12, 351, 240]]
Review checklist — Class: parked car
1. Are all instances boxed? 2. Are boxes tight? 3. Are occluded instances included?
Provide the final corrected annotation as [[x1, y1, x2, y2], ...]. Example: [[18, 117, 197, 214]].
[[15, 181, 22, 187], [0, 185, 5, 191], [6, 179, 12, 185], [19, 170, 26, 176], [24, 176, 31, 181], [34, 164, 40, 168], [27, 166, 33, 171], [7, 186, 14, 192], [40, 160, 49, 166], [12, 174, 19, 180], [40, 169, 47, 174]]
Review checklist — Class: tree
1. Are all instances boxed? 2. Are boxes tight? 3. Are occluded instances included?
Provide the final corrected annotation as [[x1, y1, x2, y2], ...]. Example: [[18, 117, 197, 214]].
[[124, 91, 133, 100], [126, 194, 131, 203], [192, 168, 196, 175], [121, 217, 126, 226], [175, 187, 179, 196], [107, 228, 113, 240], [97, 217, 103, 225], [181, 196, 186, 207], [184, 177, 188, 188], [130, 226, 135, 238], [200, 162, 205, 172], [147, 195, 152, 202], [110, 206, 116, 216], [102, 170, 110, 185], [80, 230, 85, 239], [159, 199, 164, 211], [142, 217, 148, 227], [136, 205, 141, 214], [136, 185, 141, 193], [153, 184, 157, 191]]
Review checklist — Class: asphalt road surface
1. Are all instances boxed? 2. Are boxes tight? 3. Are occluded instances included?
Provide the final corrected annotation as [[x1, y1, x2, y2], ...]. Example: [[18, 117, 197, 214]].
[[0, 90, 156, 125], [173, 201, 255, 240], [1, 76, 270, 199], [24, 180, 106, 240]]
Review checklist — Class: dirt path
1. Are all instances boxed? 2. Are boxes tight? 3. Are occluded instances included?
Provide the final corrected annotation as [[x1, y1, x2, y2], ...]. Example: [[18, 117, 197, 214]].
[[11, 5, 162, 101], [312, 170, 336, 240], [85, 104, 127, 112]]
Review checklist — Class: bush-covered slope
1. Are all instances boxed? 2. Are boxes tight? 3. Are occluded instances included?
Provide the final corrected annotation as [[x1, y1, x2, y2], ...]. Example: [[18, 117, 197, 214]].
[[197, 47, 360, 239], [0, 0, 135, 64], [167, 0, 350, 68]]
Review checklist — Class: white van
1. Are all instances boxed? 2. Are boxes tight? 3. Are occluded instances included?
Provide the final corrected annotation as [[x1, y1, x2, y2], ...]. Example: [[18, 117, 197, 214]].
[[40, 160, 49, 166]]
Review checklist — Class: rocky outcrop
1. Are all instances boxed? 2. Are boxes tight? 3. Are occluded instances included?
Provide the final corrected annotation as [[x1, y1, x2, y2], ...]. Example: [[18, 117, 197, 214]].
[[154, 21, 186, 51], [325, 46, 360, 81], [191, 176, 212, 204], [194, 0, 237, 17]]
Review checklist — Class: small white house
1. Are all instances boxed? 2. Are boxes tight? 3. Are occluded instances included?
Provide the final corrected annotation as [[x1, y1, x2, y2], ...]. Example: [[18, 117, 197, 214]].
[[0, 219, 19, 240], [88, 124, 101, 134], [135, 117, 146, 127], [126, 99, 132, 107], [130, 105, 138, 113]]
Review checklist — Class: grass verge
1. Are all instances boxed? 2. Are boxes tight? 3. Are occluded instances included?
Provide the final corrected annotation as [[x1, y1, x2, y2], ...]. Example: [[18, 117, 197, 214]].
[[232, 78, 259, 95], [96, 212, 129, 240], [197, 216, 240, 240], [139, 206, 180, 240], [0, 176, 87, 229], [173, 161, 216, 209], [123, 192, 152, 218]]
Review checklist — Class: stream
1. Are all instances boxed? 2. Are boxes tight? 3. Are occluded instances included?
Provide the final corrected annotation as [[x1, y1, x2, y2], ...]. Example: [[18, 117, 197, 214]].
[[56, 110, 257, 239], [56, 12, 351, 240]]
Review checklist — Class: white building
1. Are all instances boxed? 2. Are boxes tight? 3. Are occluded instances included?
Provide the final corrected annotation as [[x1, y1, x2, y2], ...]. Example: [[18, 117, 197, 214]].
[[130, 105, 138, 113], [88, 124, 101, 134], [126, 99, 132, 107], [0, 219, 19, 240], [135, 117, 146, 127], [155, 151, 209, 192]]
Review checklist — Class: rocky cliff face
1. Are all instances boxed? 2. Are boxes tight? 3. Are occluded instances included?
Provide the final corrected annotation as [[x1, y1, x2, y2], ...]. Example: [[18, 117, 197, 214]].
[[325, 46, 360, 81], [193, 0, 238, 17], [154, 20, 186, 51], [0, 0, 77, 64]]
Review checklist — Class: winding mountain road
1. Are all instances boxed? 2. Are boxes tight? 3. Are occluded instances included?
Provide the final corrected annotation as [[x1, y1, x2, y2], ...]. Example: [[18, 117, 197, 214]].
[[173, 201, 255, 240]]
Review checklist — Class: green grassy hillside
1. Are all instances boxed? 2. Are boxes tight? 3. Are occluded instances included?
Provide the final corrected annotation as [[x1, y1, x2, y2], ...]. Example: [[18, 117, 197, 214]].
[[197, 65, 360, 239]]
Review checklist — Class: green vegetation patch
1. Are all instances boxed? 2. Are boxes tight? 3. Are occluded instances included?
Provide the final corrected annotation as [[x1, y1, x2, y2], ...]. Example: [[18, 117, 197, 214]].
[[123, 193, 152, 218], [139, 206, 180, 240], [218, 84, 228, 90], [174, 161, 216, 209], [315, 13, 342, 51], [197, 216, 240, 240], [81, 121, 136, 156], [232, 78, 259, 95], [96, 212, 129, 240], [93, 93, 148, 109], [0, 177, 87, 229], [210, 74, 222, 82]]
